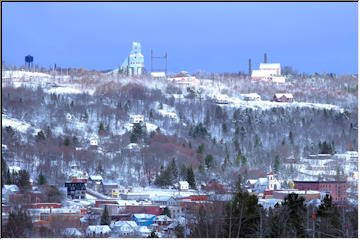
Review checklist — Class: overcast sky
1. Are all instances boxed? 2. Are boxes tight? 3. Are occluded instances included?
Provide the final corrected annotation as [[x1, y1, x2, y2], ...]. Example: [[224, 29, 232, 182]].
[[2, 2, 358, 74]]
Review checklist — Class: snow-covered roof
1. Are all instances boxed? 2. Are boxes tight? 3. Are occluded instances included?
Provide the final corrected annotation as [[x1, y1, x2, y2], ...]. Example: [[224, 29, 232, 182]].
[[241, 93, 261, 98], [257, 178, 268, 186], [137, 226, 151, 233], [27, 208, 80, 215], [3, 184, 19, 193], [345, 151, 358, 157], [151, 195, 174, 202], [274, 93, 293, 99], [133, 213, 155, 219], [126, 143, 140, 150], [8, 166, 21, 173], [130, 114, 144, 119], [89, 175, 103, 181], [116, 199, 139, 206], [259, 63, 281, 69], [86, 225, 111, 234], [62, 228, 83, 237], [151, 72, 166, 78], [247, 179, 257, 185], [155, 215, 172, 222], [179, 181, 189, 185], [111, 220, 138, 229], [274, 190, 320, 195]]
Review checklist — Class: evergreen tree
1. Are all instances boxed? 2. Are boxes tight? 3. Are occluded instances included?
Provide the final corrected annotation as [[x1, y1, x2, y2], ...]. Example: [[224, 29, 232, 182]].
[[180, 164, 187, 180], [130, 122, 143, 143], [222, 122, 228, 133], [186, 166, 196, 189], [98, 122, 105, 133], [45, 126, 52, 138], [100, 206, 111, 225], [288, 131, 294, 144], [235, 152, 241, 167], [197, 144, 205, 155], [225, 189, 261, 237], [2, 158, 8, 187], [281, 193, 306, 237], [169, 158, 178, 182], [273, 155, 280, 173], [37, 173, 47, 185], [2, 208, 33, 237], [162, 207, 171, 218], [204, 110, 210, 126], [64, 137, 71, 146], [241, 155, 247, 166], [95, 162, 105, 176], [316, 194, 342, 237], [17, 170, 31, 190], [36, 130, 46, 142], [205, 154, 214, 169]]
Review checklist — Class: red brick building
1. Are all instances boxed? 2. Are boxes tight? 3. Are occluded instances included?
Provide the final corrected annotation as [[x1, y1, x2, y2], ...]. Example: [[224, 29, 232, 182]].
[[294, 181, 347, 202]]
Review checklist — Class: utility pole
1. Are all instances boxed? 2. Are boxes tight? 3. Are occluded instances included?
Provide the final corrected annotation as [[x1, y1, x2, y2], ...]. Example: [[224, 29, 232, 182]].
[[184, 206, 186, 238], [312, 211, 316, 238]]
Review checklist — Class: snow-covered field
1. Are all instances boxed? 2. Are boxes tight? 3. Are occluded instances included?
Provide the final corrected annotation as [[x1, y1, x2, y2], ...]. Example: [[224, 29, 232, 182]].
[[2, 114, 41, 135]]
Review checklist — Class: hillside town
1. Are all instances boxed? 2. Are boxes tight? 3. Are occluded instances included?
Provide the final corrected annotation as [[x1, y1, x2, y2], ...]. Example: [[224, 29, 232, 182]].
[[1, 2, 358, 238]]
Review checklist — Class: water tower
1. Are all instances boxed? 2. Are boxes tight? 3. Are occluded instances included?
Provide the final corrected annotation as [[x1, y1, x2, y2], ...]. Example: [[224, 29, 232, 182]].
[[25, 55, 34, 69]]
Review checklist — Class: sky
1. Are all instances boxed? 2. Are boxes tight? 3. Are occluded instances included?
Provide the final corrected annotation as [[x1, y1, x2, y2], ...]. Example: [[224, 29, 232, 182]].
[[2, 2, 358, 74]]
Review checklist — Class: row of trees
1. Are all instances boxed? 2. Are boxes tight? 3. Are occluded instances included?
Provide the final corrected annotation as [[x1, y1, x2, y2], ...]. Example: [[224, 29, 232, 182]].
[[154, 159, 196, 189], [186, 190, 358, 238]]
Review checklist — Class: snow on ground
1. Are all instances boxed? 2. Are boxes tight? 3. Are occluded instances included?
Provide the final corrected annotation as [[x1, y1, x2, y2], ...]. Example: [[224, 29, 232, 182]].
[[145, 122, 159, 133], [130, 186, 197, 199], [2, 114, 41, 135], [45, 84, 96, 95], [2, 70, 51, 79], [227, 97, 344, 112]]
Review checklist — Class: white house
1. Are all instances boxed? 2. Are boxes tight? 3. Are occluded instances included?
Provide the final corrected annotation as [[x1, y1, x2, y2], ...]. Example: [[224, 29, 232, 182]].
[[110, 220, 138, 237], [252, 63, 286, 83], [179, 181, 189, 190], [168, 206, 183, 219], [130, 115, 144, 124], [89, 136, 98, 146], [86, 225, 111, 237]]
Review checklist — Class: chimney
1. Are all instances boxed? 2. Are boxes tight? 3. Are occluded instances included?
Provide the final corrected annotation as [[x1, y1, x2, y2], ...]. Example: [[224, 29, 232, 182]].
[[264, 53, 267, 63], [248, 58, 252, 78]]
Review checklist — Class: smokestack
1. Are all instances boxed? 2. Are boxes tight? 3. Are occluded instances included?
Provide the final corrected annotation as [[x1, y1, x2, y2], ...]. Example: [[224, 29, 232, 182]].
[[248, 58, 252, 78], [264, 53, 267, 63]]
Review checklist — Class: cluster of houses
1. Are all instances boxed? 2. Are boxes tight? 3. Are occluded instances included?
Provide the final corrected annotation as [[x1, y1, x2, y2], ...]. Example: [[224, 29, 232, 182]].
[[210, 92, 294, 105], [284, 151, 358, 204], [245, 167, 352, 209]]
